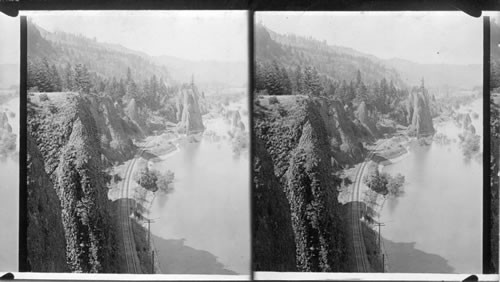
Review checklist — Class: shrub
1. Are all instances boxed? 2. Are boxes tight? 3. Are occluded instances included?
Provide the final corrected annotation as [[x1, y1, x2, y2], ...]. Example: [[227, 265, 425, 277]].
[[364, 170, 405, 197], [157, 170, 174, 194], [39, 93, 49, 102], [135, 167, 159, 192], [364, 170, 389, 195], [268, 96, 279, 105], [387, 173, 405, 197]]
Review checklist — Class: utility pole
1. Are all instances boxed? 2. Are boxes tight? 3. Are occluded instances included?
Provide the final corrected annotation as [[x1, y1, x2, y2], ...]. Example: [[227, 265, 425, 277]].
[[374, 222, 385, 272], [144, 217, 157, 274]]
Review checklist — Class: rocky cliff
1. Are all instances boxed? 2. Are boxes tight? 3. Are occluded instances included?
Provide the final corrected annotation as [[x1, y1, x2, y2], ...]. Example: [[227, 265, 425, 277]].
[[27, 133, 68, 272], [254, 95, 349, 272], [176, 84, 205, 134], [253, 136, 297, 271], [27, 92, 119, 273], [355, 101, 379, 138], [89, 96, 138, 164], [406, 87, 435, 136], [0, 112, 12, 133]]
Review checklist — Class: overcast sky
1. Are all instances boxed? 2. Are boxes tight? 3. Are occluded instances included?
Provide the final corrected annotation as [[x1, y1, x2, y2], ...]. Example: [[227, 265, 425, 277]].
[[257, 12, 482, 65], [25, 11, 248, 63], [0, 14, 19, 65]]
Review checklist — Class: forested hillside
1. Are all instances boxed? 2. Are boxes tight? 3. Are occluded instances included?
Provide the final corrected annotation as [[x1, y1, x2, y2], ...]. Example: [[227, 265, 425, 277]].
[[254, 24, 410, 117], [28, 20, 170, 83]]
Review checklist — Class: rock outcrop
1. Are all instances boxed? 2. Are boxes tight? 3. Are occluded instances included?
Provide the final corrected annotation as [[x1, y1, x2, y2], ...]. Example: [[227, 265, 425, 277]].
[[0, 112, 12, 133], [406, 86, 435, 136], [27, 133, 68, 272], [89, 96, 138, 164], [316, 99, 366, 166], [28, 92, 118, 273], [177, 84, 205, 134], [224, 109, 246, 134], [355, 101, 379, 138], [254, 95, 348, 272]]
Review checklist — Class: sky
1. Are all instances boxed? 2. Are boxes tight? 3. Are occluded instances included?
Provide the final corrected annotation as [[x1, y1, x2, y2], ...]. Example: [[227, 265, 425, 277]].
[[24, 10, 248, 63], [256, 11, 482, 65], [0, 14, 20, 65]]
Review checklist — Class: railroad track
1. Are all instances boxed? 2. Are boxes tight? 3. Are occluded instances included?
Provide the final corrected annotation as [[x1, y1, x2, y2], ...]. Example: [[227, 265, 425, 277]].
[[119, 147, 147, 274], [350, 141, 386, 272]]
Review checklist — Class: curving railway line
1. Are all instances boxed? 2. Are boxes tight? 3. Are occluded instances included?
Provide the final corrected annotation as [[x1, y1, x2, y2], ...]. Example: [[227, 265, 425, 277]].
[[119, 147, 147, 274], [350, 141, 386, 272]]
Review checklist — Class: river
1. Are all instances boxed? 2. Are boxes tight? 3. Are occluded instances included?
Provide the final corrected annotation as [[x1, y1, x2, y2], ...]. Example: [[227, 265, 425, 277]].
[[379, 98, 482, 274], [0, 95, 19, 272], [148, 97, 250, 275]]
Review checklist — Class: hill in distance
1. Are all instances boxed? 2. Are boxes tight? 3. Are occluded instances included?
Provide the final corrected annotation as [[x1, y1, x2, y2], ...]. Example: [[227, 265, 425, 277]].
[[256, 23, 481, 94], [29, 20, 246, 91]]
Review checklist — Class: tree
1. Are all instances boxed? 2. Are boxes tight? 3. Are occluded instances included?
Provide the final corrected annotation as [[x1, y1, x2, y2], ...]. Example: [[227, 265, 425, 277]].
[[279, 66, 292, 95], [74, 64, 91, 94], [63, 62, 75, 91], [135, 167, 159, 192], [157, 170, 175, 193], [50, 64, 62, 92], [294, 65, 305, 94], [387, 174, 405, 197], [364, 169, 389, 195], [304, 66, 322, 96]]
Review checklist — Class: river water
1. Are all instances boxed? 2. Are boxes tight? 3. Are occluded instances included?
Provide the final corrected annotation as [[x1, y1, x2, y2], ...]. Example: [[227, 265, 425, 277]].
[[148, 98, 250, 275], [379, 98, 482, 273], [0, 96, 19, 271]]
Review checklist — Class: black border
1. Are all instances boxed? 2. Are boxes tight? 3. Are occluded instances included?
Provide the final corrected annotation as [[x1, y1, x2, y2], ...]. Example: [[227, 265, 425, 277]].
[[2, 0, 498, 277], [248, 9, 255, 281], [483, 15, 492, 274], [19, 15, 28, 273]]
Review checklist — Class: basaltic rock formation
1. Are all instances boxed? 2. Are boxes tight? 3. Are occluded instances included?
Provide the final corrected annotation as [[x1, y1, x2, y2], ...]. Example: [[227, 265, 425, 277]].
[[176, 84, 205, 134], [406, 84, 435, 136]]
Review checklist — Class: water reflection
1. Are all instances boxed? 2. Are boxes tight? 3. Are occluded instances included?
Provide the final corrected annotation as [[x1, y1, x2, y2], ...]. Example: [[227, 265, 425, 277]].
[[379, 99, 482, 273], [148, 105, 250, 275]]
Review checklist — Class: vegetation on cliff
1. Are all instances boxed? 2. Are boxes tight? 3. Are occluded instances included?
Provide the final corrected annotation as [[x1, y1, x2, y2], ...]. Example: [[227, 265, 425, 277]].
[[28, 92, 120, 272], [254, 95, 348, 272], [27, 133, 68, 272], [253, 136, 297, 271]]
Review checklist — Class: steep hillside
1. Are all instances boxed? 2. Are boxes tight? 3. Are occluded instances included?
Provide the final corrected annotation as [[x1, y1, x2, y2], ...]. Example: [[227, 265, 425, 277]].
[[253, 135, 297, 271], [28, 21, 170, 83], [27, 133, 68, 272], [255, 24, 405, 87], [28, 92, 120, 272], [86, 95, 139, 164], [254, 95, 350, 272]]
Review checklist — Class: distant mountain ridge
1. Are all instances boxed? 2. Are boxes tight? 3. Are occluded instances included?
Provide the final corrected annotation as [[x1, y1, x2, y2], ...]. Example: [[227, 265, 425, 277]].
[[31, 21, 246, 89], [383, 58, 481, 92], [29, 21, 171, 83], [256, 23, 406, 88], [257, 23, 481, 92], [153, 55, 247, 89]]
